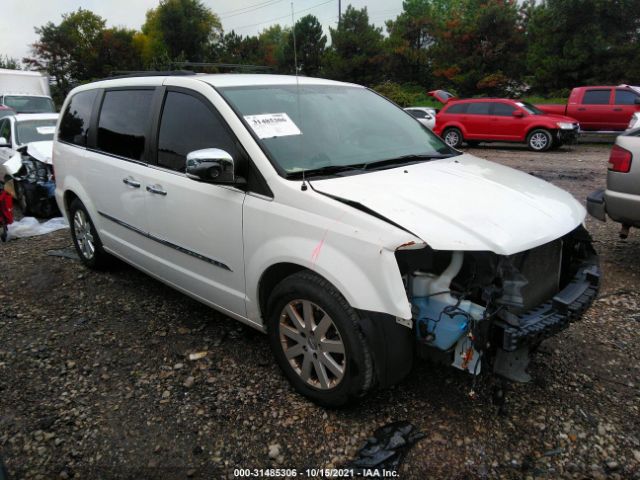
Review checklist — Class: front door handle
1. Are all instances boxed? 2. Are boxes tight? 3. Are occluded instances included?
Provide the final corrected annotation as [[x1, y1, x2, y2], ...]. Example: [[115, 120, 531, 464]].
[[146, 185, 167, 196], [613, 108, 623, 111], [122, 177, 141, 188]]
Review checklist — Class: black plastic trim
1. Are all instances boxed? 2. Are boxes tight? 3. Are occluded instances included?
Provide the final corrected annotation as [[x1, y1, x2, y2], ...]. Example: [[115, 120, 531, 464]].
[[97, 211, 232, 272]]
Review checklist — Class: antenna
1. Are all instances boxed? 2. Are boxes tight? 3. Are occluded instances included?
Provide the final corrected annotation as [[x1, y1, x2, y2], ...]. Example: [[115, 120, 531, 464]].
[[291, 1, 308, 192], [291, 1, 298, 75]]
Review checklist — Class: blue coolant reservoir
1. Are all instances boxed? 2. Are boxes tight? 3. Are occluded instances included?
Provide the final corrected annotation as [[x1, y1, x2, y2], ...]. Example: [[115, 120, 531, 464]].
[[413, 296, 484, 351]]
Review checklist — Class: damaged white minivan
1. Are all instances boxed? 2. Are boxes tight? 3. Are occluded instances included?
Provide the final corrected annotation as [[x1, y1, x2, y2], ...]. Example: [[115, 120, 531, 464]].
[[53, 74, 600, 406]]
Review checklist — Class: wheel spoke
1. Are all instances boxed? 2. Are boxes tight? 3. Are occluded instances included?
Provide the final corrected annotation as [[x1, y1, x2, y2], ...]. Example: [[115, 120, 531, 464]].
[[313, 357, 330, 389], [300, 355, 312, 382], [281, 324, 304, 344], [320, 352, 344, 378], [285, 304, 305, 332], [314, 314, 332, 339], [302, 301, 314, 332], [284, 343, 305, 359], [320, 338, 345, 355]]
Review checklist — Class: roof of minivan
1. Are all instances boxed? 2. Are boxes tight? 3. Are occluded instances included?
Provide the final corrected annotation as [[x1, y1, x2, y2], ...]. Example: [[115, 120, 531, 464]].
[[73, 73, 359, 93]]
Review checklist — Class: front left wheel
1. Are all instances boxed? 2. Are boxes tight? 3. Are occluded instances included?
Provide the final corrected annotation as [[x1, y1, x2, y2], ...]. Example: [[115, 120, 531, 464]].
[[527, 129, 553, 152], [267, 271, 374, 407]]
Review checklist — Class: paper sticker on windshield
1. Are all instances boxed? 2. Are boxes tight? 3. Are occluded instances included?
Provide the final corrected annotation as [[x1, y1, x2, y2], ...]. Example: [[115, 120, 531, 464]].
[[36, 126, 55, 135], [244, 113, 301, 139]]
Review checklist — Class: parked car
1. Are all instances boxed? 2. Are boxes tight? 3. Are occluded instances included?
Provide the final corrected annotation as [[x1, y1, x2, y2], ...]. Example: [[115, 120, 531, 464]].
[[0, 68, 55, 114], [587, 128, 640, 238], [54, 73, 599, 406], [0, 113, 59, 217], [432, 97, 580, 151], [626, 112, 640, 132], [536, 85, 640, 132], [404, 107, 436, 129]]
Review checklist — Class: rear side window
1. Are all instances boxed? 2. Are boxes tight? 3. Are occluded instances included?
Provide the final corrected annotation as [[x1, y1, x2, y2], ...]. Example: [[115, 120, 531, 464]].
[[59, 90, 97, 147], [407, 109, 427, 119], [492, 103, 516, 116], [615, 89, 638, 105], [445, 103, 468, 114], [466, 102, 491, 115], [156, 91, 240, 172], [97, 89, 154, 161], [583, 89, 611, 105]]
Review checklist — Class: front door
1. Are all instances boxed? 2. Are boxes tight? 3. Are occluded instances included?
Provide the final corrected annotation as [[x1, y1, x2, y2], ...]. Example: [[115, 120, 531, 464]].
[[143, 86, 247, 317]]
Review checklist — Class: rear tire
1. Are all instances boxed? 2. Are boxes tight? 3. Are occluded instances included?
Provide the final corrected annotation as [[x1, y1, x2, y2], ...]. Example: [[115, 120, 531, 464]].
[[527, 129, 553, 152], [442, 127, 464, 148], [69, 198, 110, 269], [266, 271, 374, 407]]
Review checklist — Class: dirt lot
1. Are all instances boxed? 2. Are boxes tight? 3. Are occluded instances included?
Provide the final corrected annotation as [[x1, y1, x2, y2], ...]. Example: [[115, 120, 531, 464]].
[[1, 142, 639, 480]]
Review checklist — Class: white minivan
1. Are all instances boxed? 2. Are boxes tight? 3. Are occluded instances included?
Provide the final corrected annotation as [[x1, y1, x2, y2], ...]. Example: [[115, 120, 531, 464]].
[[54, 73, 600, 406]]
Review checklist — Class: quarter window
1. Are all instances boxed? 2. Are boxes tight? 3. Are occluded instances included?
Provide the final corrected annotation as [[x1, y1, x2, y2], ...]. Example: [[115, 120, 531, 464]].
[[492, 103, 516, 116], [615, 89, 638, 105], [156, 91, 239, 172], [97, 89, 154, 161], [583, 89, 611, 105], [59, 90, 97, 147], [466, 102, 492, 115]]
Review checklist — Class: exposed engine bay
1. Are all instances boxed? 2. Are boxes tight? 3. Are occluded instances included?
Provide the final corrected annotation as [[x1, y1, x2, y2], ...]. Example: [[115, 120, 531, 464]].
[[395, 226, 600, 383]]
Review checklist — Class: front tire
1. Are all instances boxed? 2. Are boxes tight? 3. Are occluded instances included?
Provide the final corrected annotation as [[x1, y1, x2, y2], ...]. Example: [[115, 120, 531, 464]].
[[266, 271, 374, 407], [442, 127, 464, 148], [527, 129, 553, 152], [69, 198, 110, 269]]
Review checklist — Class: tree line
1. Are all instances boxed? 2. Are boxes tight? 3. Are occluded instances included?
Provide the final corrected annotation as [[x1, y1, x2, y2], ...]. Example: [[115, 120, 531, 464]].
[[2, 0, 640, 106]]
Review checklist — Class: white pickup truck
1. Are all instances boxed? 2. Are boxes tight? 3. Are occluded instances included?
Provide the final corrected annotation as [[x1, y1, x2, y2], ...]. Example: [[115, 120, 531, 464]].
[[0, 69, 55, 114]]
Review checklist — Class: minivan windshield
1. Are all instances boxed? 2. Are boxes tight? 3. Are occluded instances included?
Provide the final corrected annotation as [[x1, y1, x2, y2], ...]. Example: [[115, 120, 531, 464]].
[[219, 84, 455, 176], [4, 95, 55, 114]]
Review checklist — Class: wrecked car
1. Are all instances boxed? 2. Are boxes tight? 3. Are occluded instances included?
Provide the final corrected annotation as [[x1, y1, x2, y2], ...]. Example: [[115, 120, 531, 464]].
[[53, 74, 600, 406], [0, 113, 59, 217]]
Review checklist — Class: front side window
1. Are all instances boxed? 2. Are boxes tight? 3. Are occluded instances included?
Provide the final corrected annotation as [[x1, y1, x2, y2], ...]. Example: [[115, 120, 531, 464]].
[[15, 119, 57, 145], [492, 103, 516, 116], [583, 89, 611, 105], [157, 91, 240, 172], [59, 90, 97, 147], [466, 102, 492, 115], [3, 95, 55, 114], [219, 85, 453, 175], [615, 89, 638, 105], [97, 89, 154, 161]]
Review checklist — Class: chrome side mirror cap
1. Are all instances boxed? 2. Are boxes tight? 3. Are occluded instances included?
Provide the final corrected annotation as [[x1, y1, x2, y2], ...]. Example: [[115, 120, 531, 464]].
[[186, 148, 235, 184]]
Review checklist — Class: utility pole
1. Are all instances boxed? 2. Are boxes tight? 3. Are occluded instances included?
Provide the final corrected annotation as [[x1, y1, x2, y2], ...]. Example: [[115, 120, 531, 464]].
[[338, 0, 342, 27]]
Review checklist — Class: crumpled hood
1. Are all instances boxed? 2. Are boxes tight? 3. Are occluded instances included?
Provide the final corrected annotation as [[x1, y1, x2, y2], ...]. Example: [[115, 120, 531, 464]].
[[312, 154, 585, 255], [26, 141, 53, 164]]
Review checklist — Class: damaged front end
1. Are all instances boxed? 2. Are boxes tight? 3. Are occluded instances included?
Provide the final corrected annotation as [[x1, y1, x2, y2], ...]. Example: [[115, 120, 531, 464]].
[[395, 226, 600, 382], [4, 145, 59, 218]]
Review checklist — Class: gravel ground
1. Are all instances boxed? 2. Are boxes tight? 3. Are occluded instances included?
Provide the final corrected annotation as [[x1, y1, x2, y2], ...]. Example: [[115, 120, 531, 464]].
[[1, 142, 639, 480]]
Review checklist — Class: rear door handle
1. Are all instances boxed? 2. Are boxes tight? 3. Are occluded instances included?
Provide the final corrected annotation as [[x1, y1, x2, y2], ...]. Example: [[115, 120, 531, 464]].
[[146, 185, 167, 196], [122, 177, 141, 188], [613, 108, 623, 111], [577, 108, 586, 111]]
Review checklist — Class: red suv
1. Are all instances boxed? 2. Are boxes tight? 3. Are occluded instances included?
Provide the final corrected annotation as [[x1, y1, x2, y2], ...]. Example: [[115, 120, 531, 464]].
[[433, 98, 580, 151]]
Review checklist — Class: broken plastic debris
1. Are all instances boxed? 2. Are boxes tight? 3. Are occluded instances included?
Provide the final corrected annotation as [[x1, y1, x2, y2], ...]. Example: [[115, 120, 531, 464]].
[[6, 216, 67, 240], [343, 421, 425, 474], [188, 351, 208, 361]]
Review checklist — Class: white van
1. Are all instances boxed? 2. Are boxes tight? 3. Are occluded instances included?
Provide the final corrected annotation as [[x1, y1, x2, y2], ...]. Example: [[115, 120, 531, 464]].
[[0, 68, 55, 113], [53, 73, 600, 406]]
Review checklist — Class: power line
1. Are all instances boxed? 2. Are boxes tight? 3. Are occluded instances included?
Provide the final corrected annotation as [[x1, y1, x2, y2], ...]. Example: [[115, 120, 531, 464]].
[[219, 0, 285, 20], [231, 0, 335, 31]]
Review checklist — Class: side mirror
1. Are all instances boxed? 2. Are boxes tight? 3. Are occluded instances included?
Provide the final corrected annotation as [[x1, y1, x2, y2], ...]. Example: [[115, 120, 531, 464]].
[[0, 137, 9, 147], [512, 110, 524, 118], [186, 148, 235, 184]]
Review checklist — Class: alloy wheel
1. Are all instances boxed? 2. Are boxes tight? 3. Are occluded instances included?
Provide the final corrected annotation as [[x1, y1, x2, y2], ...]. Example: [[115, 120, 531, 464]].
[[278, 300, 346, 390], [73, 209, 95, 260], [530, 132, 549, 150], [444, 130, 460, 147]]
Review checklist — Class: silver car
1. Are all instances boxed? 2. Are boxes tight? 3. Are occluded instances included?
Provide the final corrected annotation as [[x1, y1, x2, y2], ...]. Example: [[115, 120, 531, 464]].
[[587, 129, 640, 238], [404, 107, 436, 130]]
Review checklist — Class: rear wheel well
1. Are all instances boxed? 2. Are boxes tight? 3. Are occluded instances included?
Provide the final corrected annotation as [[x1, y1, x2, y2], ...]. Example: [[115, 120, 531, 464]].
[[258, 263, 307, 319], [63, 190, 79, 215]]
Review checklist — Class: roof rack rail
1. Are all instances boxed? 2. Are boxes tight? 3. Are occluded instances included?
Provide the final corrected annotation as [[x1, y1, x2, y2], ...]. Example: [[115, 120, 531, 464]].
[[107, 70, 197, 79], [173, 62, 273, 71]]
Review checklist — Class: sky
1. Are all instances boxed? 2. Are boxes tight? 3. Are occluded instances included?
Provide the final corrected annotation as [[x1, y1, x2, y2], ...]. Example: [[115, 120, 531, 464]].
[[0, 0, 405, 62]]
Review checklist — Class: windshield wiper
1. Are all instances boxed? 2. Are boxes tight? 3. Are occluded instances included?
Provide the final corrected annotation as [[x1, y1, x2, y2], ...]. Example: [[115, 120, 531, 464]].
[[363, 153, 456, 171], [286, 164, 365, 179]]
